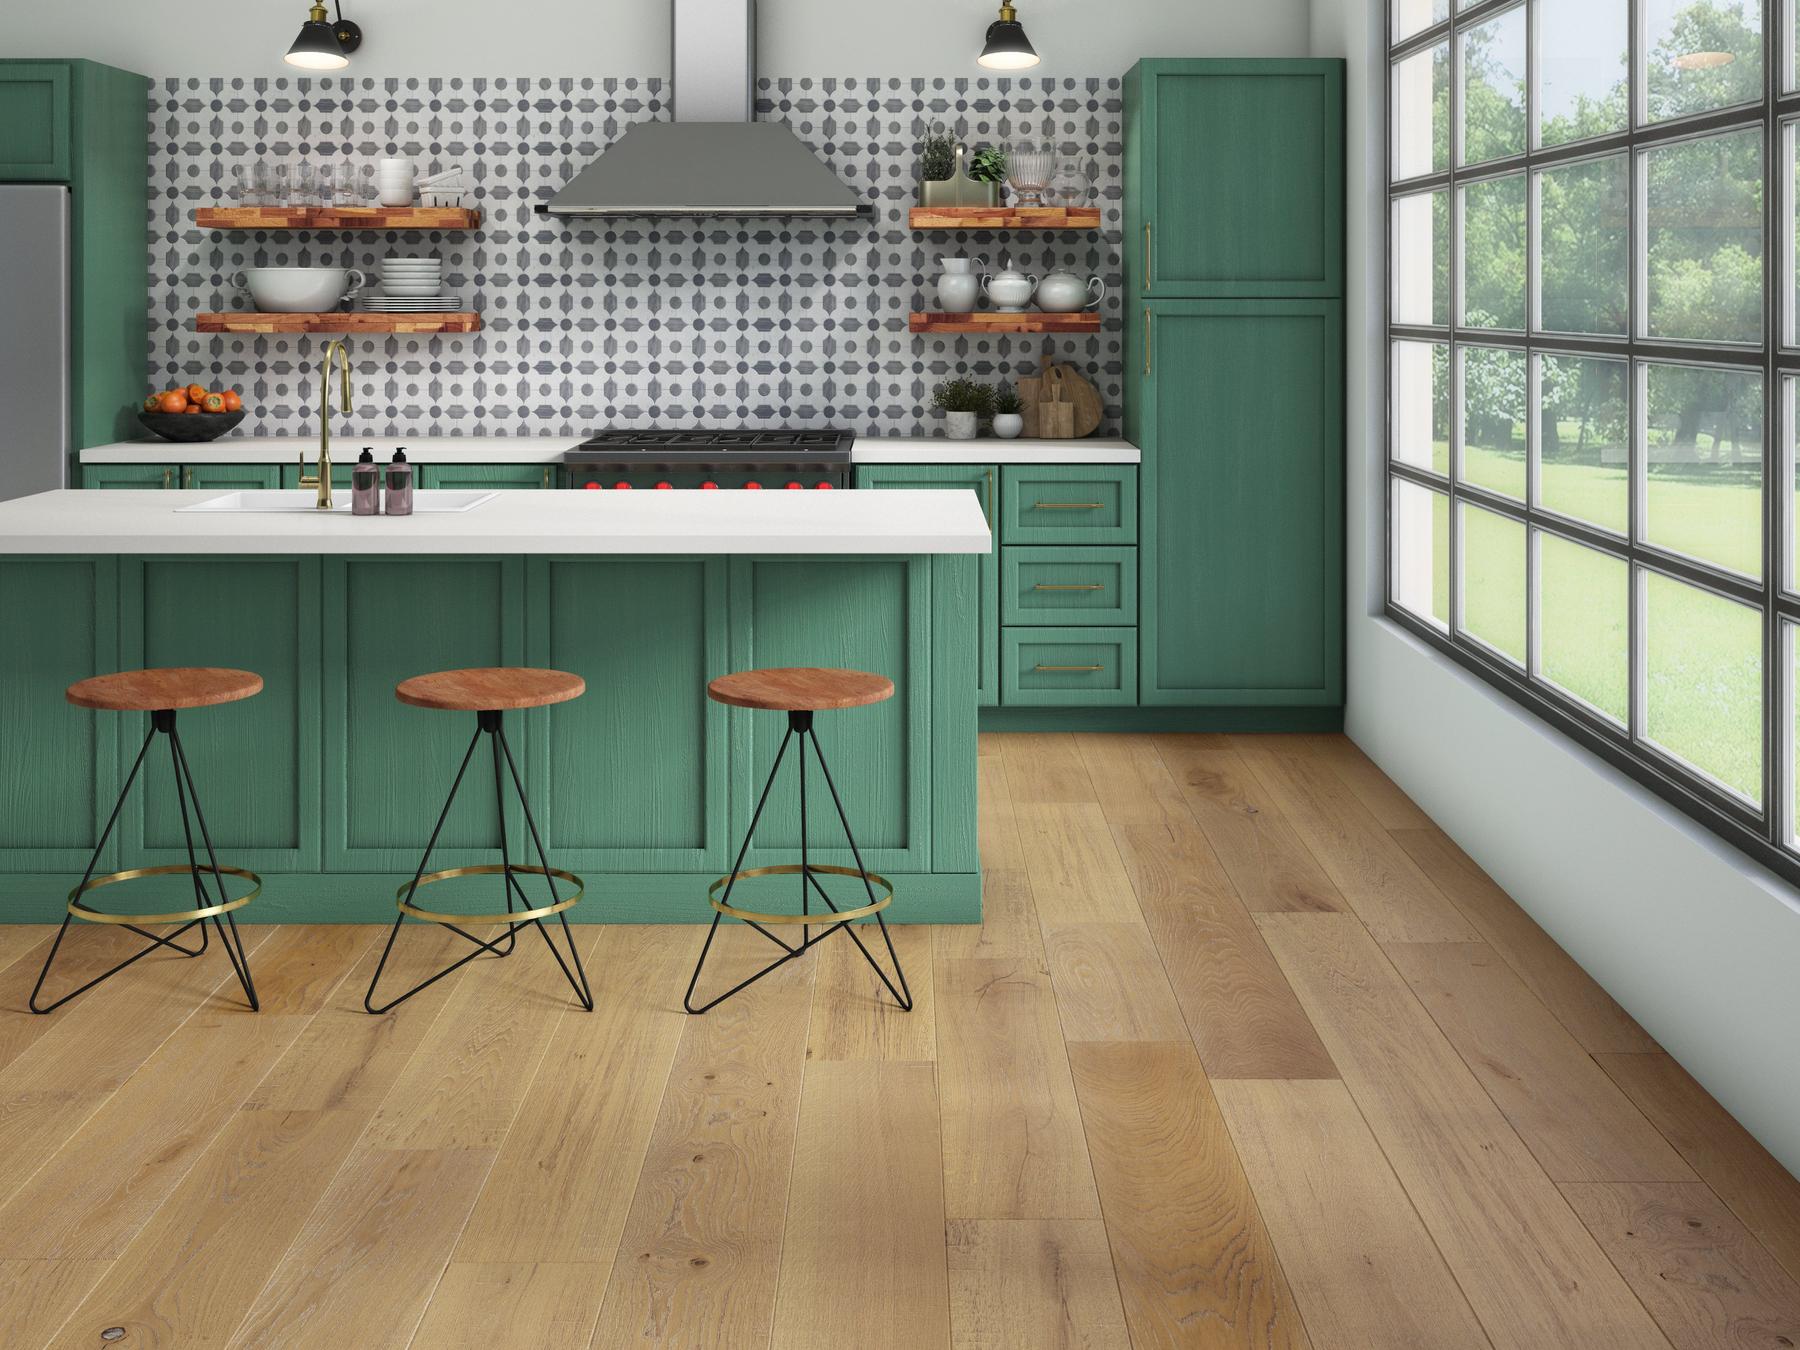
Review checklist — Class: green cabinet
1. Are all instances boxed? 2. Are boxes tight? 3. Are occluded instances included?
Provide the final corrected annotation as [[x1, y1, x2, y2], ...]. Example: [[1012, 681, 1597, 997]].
[[1003, 628, 1138, 707], [1002, 546, 1137, 627], [87, 462, 174, 490], [999, 466, 1138, 545], [1134, 300, 1343, 707], [854, 463, 999, 706], [1125, 59, 1344, 300], [280, 462, 356, 491], [420, 463, 557, 490], [0, 63, 71, 179], [0, 60, 149, 457], [185, 464, 281, 491]]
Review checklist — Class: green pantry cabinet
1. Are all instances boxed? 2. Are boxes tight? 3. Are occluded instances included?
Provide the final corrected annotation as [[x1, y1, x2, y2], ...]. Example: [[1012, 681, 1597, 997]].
[[1124, 58, 1345, 717], [0, 59, 149, 472]]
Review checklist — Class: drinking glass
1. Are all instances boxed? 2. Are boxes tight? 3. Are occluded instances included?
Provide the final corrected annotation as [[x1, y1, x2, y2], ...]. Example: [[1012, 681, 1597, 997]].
[[294, 163, 320, 208], [1006, 142, 1057, 207], [270, 163, 292, 207], [334, 162, 360, 205], [230, 163, 259, 205]]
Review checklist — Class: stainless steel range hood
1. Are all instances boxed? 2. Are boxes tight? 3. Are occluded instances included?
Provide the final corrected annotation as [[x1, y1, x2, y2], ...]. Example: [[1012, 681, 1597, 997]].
[[537, 0, 871, 220]]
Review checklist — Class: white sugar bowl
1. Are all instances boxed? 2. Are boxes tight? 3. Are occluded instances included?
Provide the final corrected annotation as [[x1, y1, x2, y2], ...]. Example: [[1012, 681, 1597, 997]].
[[981, 262, 1038, 313], [1036, 269, 1106, 313]]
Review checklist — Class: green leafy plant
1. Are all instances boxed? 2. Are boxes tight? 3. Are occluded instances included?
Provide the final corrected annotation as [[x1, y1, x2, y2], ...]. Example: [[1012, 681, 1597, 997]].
[[968, 145, 1009, 184], [919, 127, 956, 182], [992, 381, 1023, 415], [931, 377, 995, 417]]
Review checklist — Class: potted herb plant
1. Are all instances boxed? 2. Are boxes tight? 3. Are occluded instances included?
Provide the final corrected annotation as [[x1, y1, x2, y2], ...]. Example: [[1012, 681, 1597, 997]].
[[918, 126, 1002, 209], [932, 377, 994, 440], [991, 381, 1025, 439]]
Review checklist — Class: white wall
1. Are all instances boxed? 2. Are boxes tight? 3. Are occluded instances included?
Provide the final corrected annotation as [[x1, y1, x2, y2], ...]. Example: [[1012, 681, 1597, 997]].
[[1310, 0, 1800, 1175], [8, 0, 1310, 79]]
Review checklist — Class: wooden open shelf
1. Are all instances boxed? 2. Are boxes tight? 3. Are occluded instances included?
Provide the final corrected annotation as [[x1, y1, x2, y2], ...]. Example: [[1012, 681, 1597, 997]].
[[194, 206, 482, 231], [195, 312, 481, 335], [909, 206, 1101, 230], [910, 311, 1101, 335]]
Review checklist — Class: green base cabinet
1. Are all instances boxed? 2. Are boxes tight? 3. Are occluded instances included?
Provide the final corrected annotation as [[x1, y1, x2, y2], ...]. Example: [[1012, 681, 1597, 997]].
[[1003, 628, 1138, 706], [86, 462, 173, 490], [420, 463, 558, 490]]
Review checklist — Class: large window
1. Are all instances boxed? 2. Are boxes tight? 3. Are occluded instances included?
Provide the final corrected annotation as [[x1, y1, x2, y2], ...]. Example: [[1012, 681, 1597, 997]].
[[1386, 0, 1800, 881]]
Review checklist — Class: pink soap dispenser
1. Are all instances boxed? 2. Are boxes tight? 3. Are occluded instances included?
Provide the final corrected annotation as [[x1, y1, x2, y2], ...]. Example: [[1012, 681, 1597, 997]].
[[385, 448, 414, 516], [352, 448, 380, 515]]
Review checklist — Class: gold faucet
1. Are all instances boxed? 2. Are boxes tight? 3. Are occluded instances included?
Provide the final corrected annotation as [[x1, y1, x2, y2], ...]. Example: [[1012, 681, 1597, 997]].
[[299, 339, 353, 510]]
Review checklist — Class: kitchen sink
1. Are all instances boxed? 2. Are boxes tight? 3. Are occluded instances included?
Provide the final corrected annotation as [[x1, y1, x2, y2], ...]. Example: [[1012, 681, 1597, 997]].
[[176, 490, 498, 514]]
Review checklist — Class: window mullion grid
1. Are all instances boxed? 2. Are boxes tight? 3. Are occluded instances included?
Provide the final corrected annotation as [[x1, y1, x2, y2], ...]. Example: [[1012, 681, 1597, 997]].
[[1764, 0, 1783, 846], [1449, 0, 1465, 644]]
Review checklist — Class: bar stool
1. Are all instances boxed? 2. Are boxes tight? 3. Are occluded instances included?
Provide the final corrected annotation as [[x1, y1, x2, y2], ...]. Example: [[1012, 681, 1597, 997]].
[[685, 666, 912, 1015], [32, 668, 263, 1014], [364, 666, 593, 1014]]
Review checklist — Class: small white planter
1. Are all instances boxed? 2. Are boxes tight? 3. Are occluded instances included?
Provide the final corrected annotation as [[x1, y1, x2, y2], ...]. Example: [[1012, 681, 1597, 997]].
[[945, 410, 978, 440], [992, 412, 1024, 439]]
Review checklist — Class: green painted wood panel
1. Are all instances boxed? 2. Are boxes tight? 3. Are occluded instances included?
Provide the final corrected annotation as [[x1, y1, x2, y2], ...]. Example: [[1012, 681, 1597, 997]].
[[0, 558, 117, 872], [86, 462, 173, 490], [1001, 546, 1138, 626], [1126, 59, 1344, 299], [420, 463, 556, 490], [120, 558, 321, 873], [854, 462, 998, 705], [1138, 300, 1344, 707], [322, 556, 527, 876], [1000, 465, 1138, 545], [928, 553, 980, 876], [0, 63, 70, 179], [524, 557, 731, 878], [184, 463, 281, 491], [1002, 627, 1138, 707], [731, 557, 931, 880]]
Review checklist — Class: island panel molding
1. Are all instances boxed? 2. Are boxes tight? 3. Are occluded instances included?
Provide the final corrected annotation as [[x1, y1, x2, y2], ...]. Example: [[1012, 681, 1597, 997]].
[[152, 75, 1125, 438]]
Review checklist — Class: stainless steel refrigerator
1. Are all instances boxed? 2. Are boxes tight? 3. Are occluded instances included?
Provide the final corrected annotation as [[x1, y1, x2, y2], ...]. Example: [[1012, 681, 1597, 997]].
[[0, 185, 71, 500]]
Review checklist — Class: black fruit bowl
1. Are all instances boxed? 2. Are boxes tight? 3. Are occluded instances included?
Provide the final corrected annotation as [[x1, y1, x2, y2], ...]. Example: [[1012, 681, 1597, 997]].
[[137, 409, 247, 443]]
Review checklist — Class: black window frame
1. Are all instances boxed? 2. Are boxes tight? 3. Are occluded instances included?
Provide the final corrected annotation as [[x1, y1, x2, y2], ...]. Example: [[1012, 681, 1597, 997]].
[[1384, 0, 1800, 887]]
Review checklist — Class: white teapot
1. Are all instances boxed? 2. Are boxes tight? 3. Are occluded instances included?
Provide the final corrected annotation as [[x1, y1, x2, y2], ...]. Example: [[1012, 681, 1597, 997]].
[[981, 259, 1038, 313], [1035, 269, 1106, 313]]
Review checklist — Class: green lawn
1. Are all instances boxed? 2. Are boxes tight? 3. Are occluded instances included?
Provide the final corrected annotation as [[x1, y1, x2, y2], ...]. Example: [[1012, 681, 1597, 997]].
[[1419, 443, 1771, 805]]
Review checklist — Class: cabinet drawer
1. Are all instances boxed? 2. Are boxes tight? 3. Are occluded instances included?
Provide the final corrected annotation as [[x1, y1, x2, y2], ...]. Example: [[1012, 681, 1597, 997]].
[[185, 464, 281, 491], [0, 64, 71, 179], [1001, 466, 1138, 544], [420, 463, 557, 490], [1002, 627, 1138, 706], [86, 462, 174, 490], [1002, 547, 1137, 626]]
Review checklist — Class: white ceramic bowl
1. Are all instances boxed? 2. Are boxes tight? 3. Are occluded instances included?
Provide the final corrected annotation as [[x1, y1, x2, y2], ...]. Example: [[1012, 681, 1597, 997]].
[[231, 266, 365, 313], [380, 283, 444, 297]]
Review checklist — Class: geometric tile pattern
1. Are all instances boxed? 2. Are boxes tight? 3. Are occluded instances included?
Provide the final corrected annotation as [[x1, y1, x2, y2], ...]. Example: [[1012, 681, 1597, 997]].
[[149, 76, 1123, 438]]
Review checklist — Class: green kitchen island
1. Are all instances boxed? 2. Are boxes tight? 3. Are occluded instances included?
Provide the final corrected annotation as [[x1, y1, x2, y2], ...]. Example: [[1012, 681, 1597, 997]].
[[0, 488, 988, 923]]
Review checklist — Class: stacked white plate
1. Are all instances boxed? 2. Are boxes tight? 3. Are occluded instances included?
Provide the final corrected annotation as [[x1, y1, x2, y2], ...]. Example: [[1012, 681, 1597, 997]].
[[366, 256, 459, 310]]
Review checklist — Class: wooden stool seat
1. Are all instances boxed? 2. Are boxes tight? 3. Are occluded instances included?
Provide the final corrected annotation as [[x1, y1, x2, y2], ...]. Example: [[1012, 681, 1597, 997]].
[[395, 667, 586, 712], [707, 667, 894, 712], [66, 667, 263, 712]]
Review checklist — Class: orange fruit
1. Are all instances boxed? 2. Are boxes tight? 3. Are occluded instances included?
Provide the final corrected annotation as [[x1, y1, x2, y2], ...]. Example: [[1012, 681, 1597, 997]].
[[201, 392, 226, 413], [158, 391, 188, 414], [144, 395, 161, 412], [221, 390, 242, 412], [183, 404, 200, 414], [185, 383, 208, 404]]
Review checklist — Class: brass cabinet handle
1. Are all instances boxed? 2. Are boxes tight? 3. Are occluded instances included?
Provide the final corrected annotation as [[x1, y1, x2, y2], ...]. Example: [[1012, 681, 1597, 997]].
[[183, 467, 194, 488], [1143, 223, 1152, 288], [1035, 663, 1105, 672], [1144, 308, 1152, 375], [1033, 501, 1105, 510], [162, 467, 172, 489], [542, 465, 552, 489], [1033, 583, 1104, 591]]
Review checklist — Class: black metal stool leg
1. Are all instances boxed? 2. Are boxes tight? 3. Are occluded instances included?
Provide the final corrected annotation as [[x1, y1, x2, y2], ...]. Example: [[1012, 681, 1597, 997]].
[[488, 727, 520, 959], [170, 725, 258, 1011], [686, 712, 910, 1015], [497, 724, 592, 1011], [31, 719, 210, 1014]]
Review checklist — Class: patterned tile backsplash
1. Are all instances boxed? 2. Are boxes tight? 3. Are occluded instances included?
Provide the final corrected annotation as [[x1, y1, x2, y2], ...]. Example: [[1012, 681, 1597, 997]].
[[151, 76, 1124, 439]]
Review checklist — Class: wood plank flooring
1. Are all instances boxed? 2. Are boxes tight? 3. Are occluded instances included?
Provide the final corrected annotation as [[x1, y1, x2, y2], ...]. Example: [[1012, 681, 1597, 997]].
[[0, 732, 1796, 1348]]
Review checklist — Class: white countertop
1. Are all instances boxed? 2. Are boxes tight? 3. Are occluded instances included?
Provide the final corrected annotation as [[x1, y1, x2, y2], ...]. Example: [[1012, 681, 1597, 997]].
[[0, 489, 992, 556], [76, 435, 1140, 466]]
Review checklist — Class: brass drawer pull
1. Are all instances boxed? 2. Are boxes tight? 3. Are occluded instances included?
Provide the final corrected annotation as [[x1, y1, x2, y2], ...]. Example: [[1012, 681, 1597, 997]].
[[183, 467, 194, 488], [542, 466, 552, 489], [1034, 663, 1105, 673], [161, 467, 172, 489], [1032, 501, 1105, 511], [1032, 583, 1104, 591], [1143, 223, 1152, 287]]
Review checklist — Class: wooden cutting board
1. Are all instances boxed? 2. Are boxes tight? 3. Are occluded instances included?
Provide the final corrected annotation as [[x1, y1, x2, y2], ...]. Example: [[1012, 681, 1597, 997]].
[[1018, 345, 1103, 438]]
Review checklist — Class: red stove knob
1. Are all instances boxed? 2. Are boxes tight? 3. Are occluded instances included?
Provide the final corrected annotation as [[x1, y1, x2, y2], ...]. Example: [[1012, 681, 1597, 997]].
[[654, 481, 674, 490], [814, 481, 834, 489], [584, 481, 603, 490], [744, 481, 763, 490], [700, 481, 720, 490], [612, 481, 633, 490], [784, 481, 804, 490]]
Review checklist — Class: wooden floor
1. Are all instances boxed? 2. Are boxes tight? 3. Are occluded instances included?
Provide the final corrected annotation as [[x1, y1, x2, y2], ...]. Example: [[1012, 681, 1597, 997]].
[[2, 732, 1798, 1348]]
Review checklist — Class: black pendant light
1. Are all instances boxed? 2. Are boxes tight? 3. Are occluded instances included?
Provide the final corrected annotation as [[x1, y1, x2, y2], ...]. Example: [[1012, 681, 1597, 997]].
[[978, 2, 1040, 70], [285, 1, 363, 70]]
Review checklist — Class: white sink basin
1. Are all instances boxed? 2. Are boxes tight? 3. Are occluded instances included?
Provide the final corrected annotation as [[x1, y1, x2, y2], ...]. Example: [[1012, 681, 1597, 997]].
[[177, 490, 498, 514]]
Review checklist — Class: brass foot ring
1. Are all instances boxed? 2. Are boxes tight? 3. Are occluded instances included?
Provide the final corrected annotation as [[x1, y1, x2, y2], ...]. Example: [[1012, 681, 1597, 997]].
[[67, 863, 260, 925], [396, 863, 583, 926], [708, 863, 893, 926]]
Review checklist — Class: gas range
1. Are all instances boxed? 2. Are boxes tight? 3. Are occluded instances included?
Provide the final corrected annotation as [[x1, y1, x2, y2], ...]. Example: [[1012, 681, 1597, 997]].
[[562, 429, 854, 490]]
